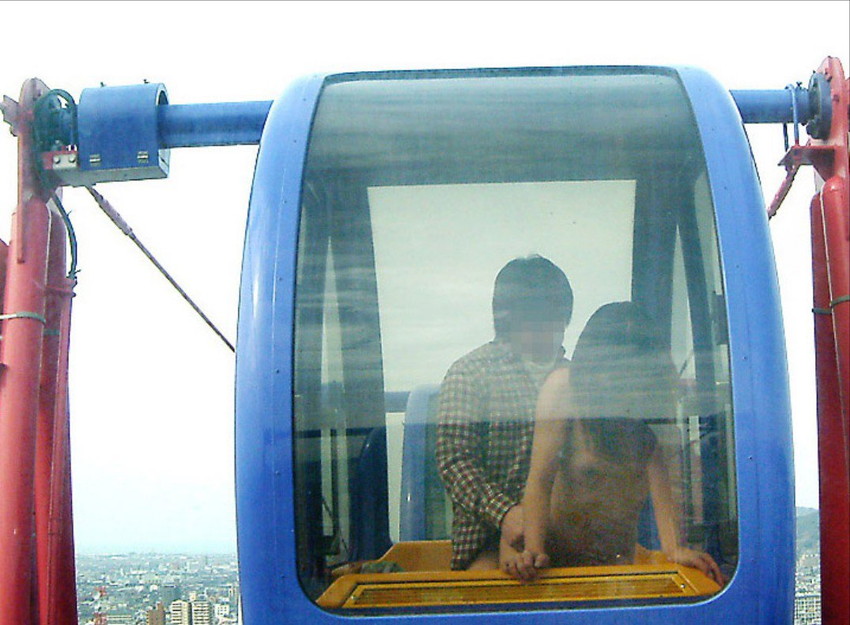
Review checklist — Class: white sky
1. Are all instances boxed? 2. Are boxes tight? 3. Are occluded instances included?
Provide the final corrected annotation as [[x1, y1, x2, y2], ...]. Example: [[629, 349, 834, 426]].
[[1, 1, 847, 553]]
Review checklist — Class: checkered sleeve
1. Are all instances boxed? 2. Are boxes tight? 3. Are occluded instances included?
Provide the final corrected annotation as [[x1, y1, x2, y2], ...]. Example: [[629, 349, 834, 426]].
[[435, 358, 518, 530]]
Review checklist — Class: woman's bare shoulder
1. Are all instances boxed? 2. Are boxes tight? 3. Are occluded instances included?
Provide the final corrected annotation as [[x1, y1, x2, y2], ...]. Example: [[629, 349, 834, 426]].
[[536, 366, 573, 420], [544, 365, 571, 389]]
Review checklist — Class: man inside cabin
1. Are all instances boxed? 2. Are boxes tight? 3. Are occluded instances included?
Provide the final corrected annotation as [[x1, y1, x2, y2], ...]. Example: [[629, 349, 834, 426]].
[[436, 255, 573, 570]]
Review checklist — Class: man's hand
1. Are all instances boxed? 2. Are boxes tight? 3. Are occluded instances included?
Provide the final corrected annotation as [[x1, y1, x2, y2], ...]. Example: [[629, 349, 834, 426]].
[[500, 505, 524, 549], [500, 537, 550, 582]]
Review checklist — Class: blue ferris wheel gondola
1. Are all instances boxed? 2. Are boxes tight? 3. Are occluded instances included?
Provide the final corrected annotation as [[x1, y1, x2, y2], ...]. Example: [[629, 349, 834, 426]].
[[234, 66, 793, 624]]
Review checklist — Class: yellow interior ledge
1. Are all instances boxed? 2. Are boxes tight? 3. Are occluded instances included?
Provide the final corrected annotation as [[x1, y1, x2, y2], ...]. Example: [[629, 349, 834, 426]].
[[317, 541, 721, 609]]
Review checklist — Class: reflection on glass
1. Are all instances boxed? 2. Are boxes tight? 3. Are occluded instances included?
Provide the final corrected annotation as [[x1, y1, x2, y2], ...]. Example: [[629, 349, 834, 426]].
[[294, 68, 736, 612]]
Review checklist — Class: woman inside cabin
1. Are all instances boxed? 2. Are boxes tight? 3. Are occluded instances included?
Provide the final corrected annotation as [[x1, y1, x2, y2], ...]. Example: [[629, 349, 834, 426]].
[[500, 302, 724, 584]]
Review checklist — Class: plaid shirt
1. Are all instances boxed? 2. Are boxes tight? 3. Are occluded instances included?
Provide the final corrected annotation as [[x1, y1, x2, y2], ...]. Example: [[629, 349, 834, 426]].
[[436, 340, 564, 570]]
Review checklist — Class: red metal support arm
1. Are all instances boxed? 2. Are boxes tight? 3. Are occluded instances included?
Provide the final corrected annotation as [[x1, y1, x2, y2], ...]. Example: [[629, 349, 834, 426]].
[[0, 79, 78, 625], [807, 57, 850, 625]]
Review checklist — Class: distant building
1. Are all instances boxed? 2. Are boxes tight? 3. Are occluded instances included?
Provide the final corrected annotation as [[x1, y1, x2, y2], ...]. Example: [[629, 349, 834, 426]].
[[146, 602, 166, 625], [106, 615, 133, 625], [161, 584, 181, 606], [191, 600, 213, 625], [795, 592, 821, 625], [798, 552, 820, 569], [145, 605, 163, 625], [214, 604, 231, 620], [227, 583, 240, 621], [227, 583, 239, 605], [170, 600, 192, 625]]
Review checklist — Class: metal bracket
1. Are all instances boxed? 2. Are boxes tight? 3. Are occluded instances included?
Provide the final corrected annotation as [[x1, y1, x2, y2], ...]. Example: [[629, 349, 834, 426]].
[[767, 144, 835, 218], [0, 96, 21, 137], [781, 83, 805, 151]]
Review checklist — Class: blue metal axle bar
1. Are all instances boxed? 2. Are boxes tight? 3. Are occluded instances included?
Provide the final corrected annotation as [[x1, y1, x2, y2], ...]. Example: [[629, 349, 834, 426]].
[[730, 89, 811, 125], [158, 101, 273, 148], [152, 90, 808, 149]]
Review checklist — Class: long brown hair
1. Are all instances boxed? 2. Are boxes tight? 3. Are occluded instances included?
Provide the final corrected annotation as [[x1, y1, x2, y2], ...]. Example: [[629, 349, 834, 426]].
[[565, 302, 676, 463]]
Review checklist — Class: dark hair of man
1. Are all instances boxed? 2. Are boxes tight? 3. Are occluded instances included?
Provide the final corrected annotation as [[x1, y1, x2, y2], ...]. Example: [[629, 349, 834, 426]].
[[492, 255, 573, 339]]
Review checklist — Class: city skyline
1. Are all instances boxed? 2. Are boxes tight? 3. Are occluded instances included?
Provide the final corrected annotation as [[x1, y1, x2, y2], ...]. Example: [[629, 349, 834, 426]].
[[76, 553, 240, 625], [73, 508, 822, 625]]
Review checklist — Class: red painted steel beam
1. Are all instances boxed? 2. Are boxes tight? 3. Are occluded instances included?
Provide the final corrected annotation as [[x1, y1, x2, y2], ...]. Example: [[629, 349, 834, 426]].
[[0, 79, 52, 625], [808, 56, 850, 625], [34, 211, 78, 625], [0, 77, 78, 625], [0, 240, 7, 311], [34, 213, 60, 625], [46, 275, 78, 625], [812, 196, 850, 625]]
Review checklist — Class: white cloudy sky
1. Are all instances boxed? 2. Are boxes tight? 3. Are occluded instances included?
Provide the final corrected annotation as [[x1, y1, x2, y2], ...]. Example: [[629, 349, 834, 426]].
[[1, 1, 847, 553]]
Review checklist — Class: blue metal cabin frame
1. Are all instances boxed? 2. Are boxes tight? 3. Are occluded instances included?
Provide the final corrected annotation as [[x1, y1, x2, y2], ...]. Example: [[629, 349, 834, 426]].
[[678, 67, 795, 623], [234, 73, 326, 621], [234, 66, 793, 624]]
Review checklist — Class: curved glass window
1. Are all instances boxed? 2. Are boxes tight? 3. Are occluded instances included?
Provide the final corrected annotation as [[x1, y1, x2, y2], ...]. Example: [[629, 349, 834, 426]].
[[293, 68, 736, 612]]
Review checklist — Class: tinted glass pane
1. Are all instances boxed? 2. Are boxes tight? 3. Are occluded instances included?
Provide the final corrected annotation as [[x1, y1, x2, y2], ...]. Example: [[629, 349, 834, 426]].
[[294, 69, 736, 611]]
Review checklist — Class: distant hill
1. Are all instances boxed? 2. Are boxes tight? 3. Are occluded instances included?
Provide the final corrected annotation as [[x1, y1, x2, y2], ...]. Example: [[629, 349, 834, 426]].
[[796, 507, 820, 558]]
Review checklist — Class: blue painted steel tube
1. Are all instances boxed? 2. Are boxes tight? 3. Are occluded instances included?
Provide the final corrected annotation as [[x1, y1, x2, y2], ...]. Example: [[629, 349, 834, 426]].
[[150, 90, 803, 150], [730, 88, 812, 124], [157, 101, 272, 147]]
